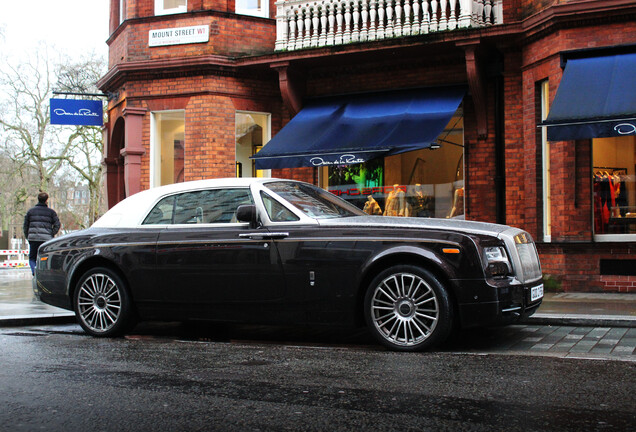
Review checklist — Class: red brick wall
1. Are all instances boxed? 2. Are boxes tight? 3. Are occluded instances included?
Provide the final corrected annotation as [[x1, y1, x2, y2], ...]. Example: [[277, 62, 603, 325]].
[[109, 2, 276, 67], [539, 243, 636, 293], [110, 71, 281, 191], [516, 0, 559, 20], [119, 0, 276, 20]]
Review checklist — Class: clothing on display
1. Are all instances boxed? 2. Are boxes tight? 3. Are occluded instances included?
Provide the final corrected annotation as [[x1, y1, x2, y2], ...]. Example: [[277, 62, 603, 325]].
[[593, 168, 627, 233]]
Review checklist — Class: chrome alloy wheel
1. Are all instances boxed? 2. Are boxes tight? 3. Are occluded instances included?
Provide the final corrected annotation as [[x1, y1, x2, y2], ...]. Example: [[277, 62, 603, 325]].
[[77, 272, 122, 334], [370, 272, 439, 347]]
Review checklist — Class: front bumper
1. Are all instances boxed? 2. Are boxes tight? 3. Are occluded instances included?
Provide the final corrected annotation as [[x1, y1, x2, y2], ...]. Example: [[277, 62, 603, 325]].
[[457, 279, 544, 329]]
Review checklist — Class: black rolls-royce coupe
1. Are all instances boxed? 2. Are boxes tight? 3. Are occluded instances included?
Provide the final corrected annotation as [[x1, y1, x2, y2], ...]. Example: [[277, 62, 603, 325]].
[[35, 178, 543, 351]]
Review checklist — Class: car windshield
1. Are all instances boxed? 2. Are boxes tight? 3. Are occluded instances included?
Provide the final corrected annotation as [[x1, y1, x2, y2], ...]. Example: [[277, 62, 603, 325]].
[[264, 181, 365, 219]]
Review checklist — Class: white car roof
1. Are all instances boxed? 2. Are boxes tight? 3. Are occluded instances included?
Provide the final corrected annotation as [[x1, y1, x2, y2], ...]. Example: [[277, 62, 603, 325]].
[[92, 177, 276, 228]]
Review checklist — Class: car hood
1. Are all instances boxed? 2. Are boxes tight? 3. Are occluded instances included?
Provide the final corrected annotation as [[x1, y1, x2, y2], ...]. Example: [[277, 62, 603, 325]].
[[318, 215, 516, 237]]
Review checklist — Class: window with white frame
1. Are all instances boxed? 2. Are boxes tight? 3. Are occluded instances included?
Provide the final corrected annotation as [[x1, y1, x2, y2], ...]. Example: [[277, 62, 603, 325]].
[[155, 0, 187, 16], [540, 80, 551, 242], [236, 0, 269, 18], [120, 0, 125, 24], [151, 111, 186, 188], [235, 111, 271, 178]]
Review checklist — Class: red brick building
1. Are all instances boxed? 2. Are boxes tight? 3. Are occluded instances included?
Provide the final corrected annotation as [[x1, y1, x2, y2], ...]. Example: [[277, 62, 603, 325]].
[[98, 0, 636, 292]]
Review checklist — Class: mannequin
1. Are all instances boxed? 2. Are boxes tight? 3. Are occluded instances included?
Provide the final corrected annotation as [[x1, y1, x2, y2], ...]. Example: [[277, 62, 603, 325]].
[[384, 185, 409, 217], [363, 195, 383, 215], [410, 184, 431, 217], [448, 187, 464, 218]]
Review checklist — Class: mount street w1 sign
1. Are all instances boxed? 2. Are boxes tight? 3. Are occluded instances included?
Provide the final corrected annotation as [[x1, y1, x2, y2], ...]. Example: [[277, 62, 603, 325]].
[[50, 99, 103, 126]]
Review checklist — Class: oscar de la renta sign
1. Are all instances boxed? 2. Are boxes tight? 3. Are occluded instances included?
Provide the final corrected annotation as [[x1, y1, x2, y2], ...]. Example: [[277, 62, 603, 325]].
[[50, 99, 103, 126], [149, 25, 209, 47]]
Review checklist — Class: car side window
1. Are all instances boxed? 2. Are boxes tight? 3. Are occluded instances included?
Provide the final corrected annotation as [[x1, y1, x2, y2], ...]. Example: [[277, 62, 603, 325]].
[[143, 189, 254, 225], [142, 196, 175, 224], [174, 188, 254, 224], [261, 192, 299, 222]]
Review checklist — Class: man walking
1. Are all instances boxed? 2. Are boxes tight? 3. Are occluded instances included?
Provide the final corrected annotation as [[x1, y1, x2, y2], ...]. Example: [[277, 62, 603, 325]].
[[23, 192, 60, 275]]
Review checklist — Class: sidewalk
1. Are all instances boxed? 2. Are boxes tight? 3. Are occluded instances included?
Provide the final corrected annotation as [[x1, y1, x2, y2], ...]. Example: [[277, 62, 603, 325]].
[[0, 268, 635, 328], [528, 292, 636, 327], [0, 269, 75, 327]]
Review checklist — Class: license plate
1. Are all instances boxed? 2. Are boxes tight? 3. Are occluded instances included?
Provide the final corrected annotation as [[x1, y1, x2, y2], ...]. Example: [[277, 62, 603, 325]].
[[530, 284, 544, 302]]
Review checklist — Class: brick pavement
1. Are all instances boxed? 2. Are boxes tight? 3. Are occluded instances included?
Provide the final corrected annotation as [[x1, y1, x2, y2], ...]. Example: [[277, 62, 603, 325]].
[[452, 324, 636, 360]]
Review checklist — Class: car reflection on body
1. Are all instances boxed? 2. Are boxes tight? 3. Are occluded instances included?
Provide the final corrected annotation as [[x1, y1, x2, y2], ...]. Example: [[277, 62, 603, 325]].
[[34, 178, 543, 351]]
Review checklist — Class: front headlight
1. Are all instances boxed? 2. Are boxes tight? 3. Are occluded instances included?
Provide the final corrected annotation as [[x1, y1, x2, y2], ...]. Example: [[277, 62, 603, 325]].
[[483, 246, 512, 278]]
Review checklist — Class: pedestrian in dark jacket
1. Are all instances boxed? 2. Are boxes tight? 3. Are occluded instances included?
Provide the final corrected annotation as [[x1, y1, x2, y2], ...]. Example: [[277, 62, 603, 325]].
[[23, 192, 60, 275]]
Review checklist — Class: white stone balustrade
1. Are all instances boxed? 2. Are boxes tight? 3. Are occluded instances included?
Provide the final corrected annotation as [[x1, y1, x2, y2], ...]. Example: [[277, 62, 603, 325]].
[[275, 0, 503, 51]]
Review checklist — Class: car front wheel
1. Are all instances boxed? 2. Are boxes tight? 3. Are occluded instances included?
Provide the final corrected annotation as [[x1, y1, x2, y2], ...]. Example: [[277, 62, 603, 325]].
[[364, 265, 453, 351], [74, 267, 134, 337]]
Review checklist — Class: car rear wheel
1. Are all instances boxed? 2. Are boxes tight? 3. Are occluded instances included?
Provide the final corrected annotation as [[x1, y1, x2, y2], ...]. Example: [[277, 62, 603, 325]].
[[364, 265, 453, 351], [74, 267, 134, 337]]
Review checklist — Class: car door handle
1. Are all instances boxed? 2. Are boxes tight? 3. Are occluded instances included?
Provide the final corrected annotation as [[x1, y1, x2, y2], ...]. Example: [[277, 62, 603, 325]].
[[239, 232, 289, 240]]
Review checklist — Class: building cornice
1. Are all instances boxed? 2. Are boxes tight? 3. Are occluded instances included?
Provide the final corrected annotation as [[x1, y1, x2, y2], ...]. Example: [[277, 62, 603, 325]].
[[522, 0, 636, 39], [98, 55, 241, 92]]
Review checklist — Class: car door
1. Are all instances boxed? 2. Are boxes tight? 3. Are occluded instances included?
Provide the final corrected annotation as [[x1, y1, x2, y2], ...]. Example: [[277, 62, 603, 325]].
[[258, 189, 363, 326], [152, 187, 288, 322]]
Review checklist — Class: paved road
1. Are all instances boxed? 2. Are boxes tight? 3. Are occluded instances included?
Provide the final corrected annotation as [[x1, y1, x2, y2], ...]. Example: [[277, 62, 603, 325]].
[[1, 324, 634, 431]]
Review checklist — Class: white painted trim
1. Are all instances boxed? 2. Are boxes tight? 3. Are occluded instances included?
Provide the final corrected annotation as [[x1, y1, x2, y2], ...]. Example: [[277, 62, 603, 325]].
[[155, 0, 187, 16], [236, 0, 269, 18]]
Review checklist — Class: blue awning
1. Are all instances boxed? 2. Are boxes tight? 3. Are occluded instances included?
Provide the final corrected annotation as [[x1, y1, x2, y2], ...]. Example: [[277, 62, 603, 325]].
[[542, 53, 636, 141], [252, 86, 465, 169]]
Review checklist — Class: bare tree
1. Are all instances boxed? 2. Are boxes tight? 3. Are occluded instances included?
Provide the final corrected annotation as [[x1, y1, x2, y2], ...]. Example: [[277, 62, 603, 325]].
[[0, 150, 37, 232], [0, 47, 71, 192], [0, 48, 107, 229]]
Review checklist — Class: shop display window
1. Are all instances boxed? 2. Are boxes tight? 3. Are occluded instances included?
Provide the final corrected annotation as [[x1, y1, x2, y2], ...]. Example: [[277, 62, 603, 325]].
[[321, 115, 464, 219], [593, 136, 636, 238], [236, 111, 271, 178], [155, 0, 187, 16], [236, 0, 268, 18], [151, 111, 185, 187]]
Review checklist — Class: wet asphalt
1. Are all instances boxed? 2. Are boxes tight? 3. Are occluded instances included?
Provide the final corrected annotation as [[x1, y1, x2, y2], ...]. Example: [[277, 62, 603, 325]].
[[1, 325, 635, 431], [1, 270, 635, 430]]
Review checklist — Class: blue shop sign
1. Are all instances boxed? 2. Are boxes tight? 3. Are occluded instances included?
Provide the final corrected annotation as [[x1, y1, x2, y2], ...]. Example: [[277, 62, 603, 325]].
[[50, 99, 103, 126]]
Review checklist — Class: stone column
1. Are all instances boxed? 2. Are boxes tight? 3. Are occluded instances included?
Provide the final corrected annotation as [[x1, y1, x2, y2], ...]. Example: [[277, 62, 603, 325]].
[[121, 107, 147, 198]]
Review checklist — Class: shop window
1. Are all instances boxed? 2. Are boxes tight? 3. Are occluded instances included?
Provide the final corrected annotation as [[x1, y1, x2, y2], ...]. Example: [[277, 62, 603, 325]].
[[236, 111, 271, 178], [236, 0, 268, 18], [540, 80, 552, 241], [321, 113, 464, 219], [593, 136, 636, 239], [151, 111, 185, 188], [155, 0, 187, 16]]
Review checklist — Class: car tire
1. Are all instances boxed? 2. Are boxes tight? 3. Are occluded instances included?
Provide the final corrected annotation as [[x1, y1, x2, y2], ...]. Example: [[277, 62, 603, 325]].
[[364, 265, 453, 351], [74, 266, 135, 337]]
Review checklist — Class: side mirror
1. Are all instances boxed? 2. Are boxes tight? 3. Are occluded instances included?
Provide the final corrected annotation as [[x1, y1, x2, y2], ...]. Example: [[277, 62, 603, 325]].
[[236, 204, 258, 229]]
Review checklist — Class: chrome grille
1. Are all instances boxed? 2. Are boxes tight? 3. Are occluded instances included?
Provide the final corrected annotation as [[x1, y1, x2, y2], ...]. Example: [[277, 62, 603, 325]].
[[515, 242, 542, 283]]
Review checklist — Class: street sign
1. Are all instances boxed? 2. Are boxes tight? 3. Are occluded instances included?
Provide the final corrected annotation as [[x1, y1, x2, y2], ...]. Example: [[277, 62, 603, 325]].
[[50, 99, 103, 126]]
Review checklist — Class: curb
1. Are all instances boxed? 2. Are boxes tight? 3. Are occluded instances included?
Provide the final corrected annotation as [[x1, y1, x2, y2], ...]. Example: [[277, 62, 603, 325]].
[[524, 313, 636, 328], [0, 314, 76, 328], [1, 314, 635, 329]]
